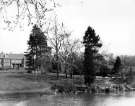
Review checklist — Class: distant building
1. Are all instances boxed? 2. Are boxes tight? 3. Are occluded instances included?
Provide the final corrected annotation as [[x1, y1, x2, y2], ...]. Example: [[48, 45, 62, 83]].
[[0, 53, 25, 69], [0, 46, 52, 70]]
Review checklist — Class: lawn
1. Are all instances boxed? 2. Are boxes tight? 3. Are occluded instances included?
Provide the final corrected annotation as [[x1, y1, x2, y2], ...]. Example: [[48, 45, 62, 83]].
[[0, 71, 83, 93], [0, 71, 51, 93], [0, 70, 86, 95], [0, 70, 134, 95]]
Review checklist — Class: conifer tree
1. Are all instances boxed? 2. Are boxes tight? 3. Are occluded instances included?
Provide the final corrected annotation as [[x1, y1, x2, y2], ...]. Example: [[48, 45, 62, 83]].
[[25, 24, 48, 72], [83, 26, 102, 85], [112, 56, 121, 74]]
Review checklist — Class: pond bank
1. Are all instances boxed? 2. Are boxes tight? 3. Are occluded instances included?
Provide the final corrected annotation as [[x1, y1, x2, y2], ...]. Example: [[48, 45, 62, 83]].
[[0, 72, 135, 97], [0, 87, 53, 95], [50, 76, 135, 95], [51, 84, 135, 95]]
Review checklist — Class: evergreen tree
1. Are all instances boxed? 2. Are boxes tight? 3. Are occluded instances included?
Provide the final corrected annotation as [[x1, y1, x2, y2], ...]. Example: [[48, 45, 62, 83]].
[[83, 26, 102, 85], [25, 24, 48, 72], [112, 56, 121, 74]]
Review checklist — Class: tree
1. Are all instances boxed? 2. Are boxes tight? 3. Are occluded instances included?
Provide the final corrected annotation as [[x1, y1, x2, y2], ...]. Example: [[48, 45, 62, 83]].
[[112, 56, 121, 74], [0, 0, 58, 30], [48, 16, 70, 78], [61, 38, 82, 78], [25, 24, 49, 72], [70, 53, 83, 76], [121, 55, 135, 66], [83, 26, 102, 85]]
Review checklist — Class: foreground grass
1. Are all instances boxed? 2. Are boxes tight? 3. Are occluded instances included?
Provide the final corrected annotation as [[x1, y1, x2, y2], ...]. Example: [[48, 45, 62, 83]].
[[0, 70, 135, 95], [0, 71, 84, 94], [0, 72, 51, 92]]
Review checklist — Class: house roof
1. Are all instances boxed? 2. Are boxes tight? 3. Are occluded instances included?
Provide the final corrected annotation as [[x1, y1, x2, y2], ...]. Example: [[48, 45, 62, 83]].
[[0, 53, 24, 59], [7, 54, 24, 59]]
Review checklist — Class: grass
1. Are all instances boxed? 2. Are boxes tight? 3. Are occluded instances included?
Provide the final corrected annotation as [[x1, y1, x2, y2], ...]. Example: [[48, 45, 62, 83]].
[[0, 70, 86, 95], [0, 69, 135, 95], [0, 72, 51, 92], [0, 71, 84, 94]]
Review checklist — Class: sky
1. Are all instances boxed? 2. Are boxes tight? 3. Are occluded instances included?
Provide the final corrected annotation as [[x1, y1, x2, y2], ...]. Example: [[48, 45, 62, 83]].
[[0, 0, 135, 56]]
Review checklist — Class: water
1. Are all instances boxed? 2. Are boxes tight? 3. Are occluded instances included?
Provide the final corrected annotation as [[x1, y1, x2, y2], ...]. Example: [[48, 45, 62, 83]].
[[0, 92, 135, 106]]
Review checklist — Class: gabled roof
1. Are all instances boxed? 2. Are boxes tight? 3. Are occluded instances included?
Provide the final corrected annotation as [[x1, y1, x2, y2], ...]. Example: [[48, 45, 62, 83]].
[[0, 53, 24, 59], [7, 54, 24, 59]]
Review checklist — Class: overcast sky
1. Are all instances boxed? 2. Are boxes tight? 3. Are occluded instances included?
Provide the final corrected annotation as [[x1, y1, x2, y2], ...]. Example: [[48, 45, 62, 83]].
[[0, 0, 135, 56]]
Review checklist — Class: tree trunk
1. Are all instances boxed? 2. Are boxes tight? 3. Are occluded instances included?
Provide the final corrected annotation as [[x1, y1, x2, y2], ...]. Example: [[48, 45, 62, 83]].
[[56, 54, 59, 79], [56, 62, 59, 78], [70, 70, 73, 79], [65, 68, 68, 78]]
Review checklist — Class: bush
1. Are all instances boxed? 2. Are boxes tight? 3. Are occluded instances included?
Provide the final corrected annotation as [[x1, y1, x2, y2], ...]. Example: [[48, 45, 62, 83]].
[[99, 65, 111, 77]]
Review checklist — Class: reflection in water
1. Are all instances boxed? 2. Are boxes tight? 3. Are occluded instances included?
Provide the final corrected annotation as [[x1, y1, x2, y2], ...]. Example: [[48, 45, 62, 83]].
[[104, 98, 135, 106], [15, 101, 27, 106], [0, 101, 28, 106], [0, 92, 135, 106]]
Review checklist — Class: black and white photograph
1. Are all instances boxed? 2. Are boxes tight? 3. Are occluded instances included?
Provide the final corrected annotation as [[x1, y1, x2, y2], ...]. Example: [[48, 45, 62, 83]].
[[0, 0, 135, 106]]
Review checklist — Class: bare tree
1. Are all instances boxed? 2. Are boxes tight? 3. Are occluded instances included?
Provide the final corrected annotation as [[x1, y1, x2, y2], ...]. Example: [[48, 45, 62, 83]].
[[61, 36, 82, 78], [0, 0, 59, 30], [47, 15, 70, 78]]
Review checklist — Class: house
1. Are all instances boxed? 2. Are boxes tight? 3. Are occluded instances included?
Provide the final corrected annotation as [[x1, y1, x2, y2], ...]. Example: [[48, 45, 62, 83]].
[[0, 46, 52, 70], [8, 54, 25, 69], [0, 53, 25, 69]]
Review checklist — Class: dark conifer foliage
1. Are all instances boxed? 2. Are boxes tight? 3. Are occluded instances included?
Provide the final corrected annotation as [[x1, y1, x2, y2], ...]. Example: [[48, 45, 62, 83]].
[[83, 26, 102, 85], [113, 56, 121, 74], [25, 24, 48, 72]]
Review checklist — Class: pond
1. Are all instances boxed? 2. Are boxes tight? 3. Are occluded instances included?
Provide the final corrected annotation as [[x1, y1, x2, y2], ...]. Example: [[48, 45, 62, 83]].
[[0, 92, 135, 106]]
